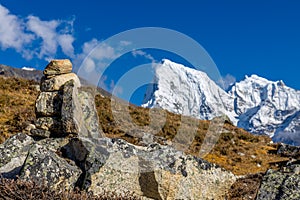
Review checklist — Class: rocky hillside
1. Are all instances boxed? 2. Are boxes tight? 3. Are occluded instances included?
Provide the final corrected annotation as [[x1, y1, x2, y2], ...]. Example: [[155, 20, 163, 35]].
[[0, 64, 43, 82], [1, 60, 300, 199]]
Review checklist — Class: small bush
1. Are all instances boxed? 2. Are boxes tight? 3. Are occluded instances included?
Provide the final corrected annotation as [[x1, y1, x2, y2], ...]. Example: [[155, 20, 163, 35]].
[[0, 178, 140, 200]]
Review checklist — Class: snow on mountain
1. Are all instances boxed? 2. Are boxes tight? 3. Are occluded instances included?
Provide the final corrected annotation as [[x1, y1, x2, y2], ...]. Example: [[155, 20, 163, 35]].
[[142, 59, 300, 143], [142, 59, 238, 124], [22, 66, 36, 71], [229, 75, 300, 137]]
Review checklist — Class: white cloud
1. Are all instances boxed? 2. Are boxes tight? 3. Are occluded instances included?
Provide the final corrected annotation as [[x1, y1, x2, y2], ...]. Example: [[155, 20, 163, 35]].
[[132, 49, 156, 63], [0, 5, 34, 52], [0, 4, 132, 92], [27, 16, 59, 58], [91, 43, 119, 60], [82, 57, 96, 73], [73, 39, 123, 87], [82, 39, 99, 55], [120, 40, 131, 46], [217, 74, 236, 90], [110, 80, 123, 96], [27, 15, 75, 59], [58, 34, 75, 57], [73, 38, 99, 71], [0, 4, 74, 60], [74, 38, 122, 72]]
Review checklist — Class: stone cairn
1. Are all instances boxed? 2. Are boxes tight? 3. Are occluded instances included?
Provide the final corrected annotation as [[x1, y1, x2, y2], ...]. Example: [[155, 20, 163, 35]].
[[30, 59, 100, 139]]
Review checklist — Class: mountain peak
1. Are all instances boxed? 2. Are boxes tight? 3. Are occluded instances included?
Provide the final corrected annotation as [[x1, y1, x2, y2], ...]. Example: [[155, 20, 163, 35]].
[[142, 59, 237, 123], [243, 74, 286, 87], [143, 60, 300, 145]]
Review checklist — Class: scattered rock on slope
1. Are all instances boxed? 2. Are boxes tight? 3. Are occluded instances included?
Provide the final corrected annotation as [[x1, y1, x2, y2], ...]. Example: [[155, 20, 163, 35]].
[[0, 59, 237, 199]]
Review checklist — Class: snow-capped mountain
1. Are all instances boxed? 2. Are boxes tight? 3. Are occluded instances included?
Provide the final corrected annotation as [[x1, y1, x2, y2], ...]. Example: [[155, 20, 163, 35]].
[[228, 75, 300, 138], [142, 59, 300, 143], [142, 59, 238, 124]]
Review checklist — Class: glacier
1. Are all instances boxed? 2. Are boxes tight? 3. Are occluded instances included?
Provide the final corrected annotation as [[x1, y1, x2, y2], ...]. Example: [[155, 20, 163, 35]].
[[142, 59, 300, 143]]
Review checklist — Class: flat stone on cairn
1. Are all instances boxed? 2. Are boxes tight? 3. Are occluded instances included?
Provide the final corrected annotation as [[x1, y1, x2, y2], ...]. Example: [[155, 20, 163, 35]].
[[43, 59, 72, 76]]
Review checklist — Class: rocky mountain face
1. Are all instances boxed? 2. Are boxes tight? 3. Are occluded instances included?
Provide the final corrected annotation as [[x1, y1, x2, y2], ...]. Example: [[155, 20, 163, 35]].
[[142, 59, 300, 144], [229, 75, 300, 145], [0, 59, 237, 199], [0, 64, 43, 82], [142, 59, 237, 124]]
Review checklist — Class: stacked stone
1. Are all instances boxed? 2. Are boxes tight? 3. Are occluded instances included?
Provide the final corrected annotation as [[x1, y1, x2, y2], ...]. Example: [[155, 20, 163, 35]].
[[31, 59, 81, 138]]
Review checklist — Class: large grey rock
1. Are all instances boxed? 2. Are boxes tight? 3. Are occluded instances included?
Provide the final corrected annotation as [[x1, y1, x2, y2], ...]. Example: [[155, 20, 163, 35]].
[[37, 137, 70, 152], [20, 143, 81, 191], [61, 80, 84, 135], [60, 138, 108, 190], [78, 87, 104, 139], [35, 117, 62, 134], [30, 128, 51, 138], [277, 143, 300, 159], [35, 91, 62, 117], [257, 164, 300, 200], [43, 59, 72, 76], [0, 133, 34, 179], [63, 137, 236, 199], [61, 81, 103, 139], [40, 73, 81, 92]]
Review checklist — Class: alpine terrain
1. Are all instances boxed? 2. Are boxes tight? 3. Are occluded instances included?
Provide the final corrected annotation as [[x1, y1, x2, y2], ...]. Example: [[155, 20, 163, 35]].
[[2, 59, 300, 199], [142, 59, 300, 145]]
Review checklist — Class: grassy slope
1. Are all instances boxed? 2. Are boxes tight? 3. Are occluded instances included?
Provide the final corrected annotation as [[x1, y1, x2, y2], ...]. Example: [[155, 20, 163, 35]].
[[0, 77, 289, 176], [96, 94, 288, 176], [0, 77, 38, 143]]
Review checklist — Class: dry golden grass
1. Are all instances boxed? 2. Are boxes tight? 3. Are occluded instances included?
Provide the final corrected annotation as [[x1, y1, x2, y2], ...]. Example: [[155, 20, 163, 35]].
[[0, 77, 289, 176], [0, 77, 39, 143], [0, 178, 139, 200], [95, 94, 288, 175]]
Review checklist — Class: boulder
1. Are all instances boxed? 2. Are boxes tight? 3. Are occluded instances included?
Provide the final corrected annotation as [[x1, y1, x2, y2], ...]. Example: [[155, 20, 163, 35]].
[[61, 80, 84, 135], [0, 133, 34, 179], [63, 137, 236, 199], [40, 73, 81, 92], [256, 164, 300, 200], [30, 128, 51, 138], [277, 143, 300, 159], [20, 143, 81, 191], [43, 59, 72, 76], [61, 82, 103, 138], [78, 87, 104, 139], [37, 137, 70, 152], [35, 91, 62, 117], [35, 117, 62, 134]]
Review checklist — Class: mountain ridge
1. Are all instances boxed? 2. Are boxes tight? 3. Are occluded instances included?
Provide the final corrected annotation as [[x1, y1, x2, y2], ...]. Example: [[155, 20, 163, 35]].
[[0, 64, 43, 82], [142, 59, 300, 145]]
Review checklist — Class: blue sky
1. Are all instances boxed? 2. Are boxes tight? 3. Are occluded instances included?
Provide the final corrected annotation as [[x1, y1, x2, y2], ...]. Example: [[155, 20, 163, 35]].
[[0, 0, 300, 105]]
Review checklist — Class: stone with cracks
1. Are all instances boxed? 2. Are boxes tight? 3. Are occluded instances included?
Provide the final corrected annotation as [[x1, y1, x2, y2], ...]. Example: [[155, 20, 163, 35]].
[[30, 128, 51, 138], [61, 81, 103, 138], [40, 73, 81, 92], [257, 164, 300, 200], [0, 133, 34, 179], [20, 143, 81, 192], [78, 87, 104, 139], [63, 137, 236, 199], [61, 80, 84, 135], [35, 91, 62, 117], [43, 59, 72, 76], [35, 117, 62, 134]]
